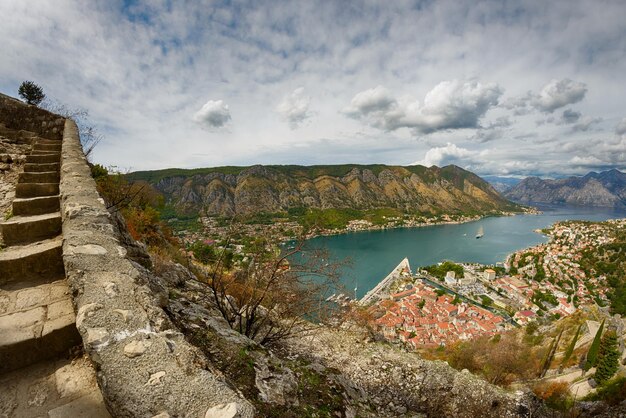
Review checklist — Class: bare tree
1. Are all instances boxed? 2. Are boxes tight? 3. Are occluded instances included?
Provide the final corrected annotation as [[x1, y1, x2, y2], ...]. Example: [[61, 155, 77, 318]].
[[41, 99, 103, 156], [193, 227, 345, 345]]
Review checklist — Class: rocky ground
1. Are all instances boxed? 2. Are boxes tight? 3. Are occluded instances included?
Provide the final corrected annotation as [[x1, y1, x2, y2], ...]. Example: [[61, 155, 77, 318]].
[[156, 261, 541, 417]]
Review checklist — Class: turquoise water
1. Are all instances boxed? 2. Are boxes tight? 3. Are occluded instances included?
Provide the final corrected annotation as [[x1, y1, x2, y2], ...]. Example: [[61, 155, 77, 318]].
[[304, 205, 626, 299]]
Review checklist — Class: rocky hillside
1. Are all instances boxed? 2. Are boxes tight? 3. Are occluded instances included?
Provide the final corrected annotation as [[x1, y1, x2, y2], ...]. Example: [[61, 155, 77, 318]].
[[504, 169, 626, 208], [128, 164, 521, 217]]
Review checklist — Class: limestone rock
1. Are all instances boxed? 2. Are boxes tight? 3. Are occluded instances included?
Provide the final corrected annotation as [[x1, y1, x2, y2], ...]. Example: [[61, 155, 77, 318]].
[[68, 244, 108, 255], [253, 356, 298, 406], [145, 371, 166, 386], [205, 402, 242, 418], [123, 339, 151, 358], [86, 327, 110, 350]]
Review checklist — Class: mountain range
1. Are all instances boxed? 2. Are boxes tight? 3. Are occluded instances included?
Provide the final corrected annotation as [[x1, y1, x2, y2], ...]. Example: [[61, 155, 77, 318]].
[[504, 169, 626, 208], [127, 164, 521, 217], [481, 176, 522, 193]]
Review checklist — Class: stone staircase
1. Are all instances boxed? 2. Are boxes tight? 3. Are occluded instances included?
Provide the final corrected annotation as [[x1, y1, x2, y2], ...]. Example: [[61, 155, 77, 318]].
[[0, 129, 110, 417]]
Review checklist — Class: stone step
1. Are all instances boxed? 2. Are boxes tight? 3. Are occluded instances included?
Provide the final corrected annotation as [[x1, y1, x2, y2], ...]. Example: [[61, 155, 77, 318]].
[[26, 154, 60, 164], [24, 162, 60, 173], [0, 293, 80, 374], [1, 212, 62, 246], [0, 127, 37, 142], [0, 237, 64, 285], [29, 150, 60, 156], [0, 356, 111, 417], [34, 138, 62, 146], [12, 195, 60, 216], [0, 279, 71, 321], [15, 183, 59, 198], [33, 143, 62, 152], [18, 171, 60, 184]]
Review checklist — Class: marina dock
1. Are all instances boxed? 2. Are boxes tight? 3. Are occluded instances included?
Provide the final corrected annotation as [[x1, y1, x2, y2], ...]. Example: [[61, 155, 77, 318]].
[[360, 257, 411, 304]]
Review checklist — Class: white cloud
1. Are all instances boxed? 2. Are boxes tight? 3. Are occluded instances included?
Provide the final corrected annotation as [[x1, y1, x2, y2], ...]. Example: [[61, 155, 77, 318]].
[[570, 155, 604, 166], [503, 79, 588, 116], [193, 100, 231, 128], [343, 85, 396, 116], [533, 79, 587, 113], [470, 129, 505, 143], [345, 80, 502, 134], [413, 143, 476, 167], [571, 116, 602, 132], [276, 87, 312, 129]]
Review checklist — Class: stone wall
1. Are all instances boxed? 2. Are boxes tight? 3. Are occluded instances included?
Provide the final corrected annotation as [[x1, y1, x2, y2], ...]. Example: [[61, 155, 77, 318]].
[[0, 93, 64, 140], [59, 119, 254, 417]]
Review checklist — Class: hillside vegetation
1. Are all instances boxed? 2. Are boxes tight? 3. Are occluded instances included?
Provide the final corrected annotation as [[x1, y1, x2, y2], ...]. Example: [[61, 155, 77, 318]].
[[580, 223, 626, 315]]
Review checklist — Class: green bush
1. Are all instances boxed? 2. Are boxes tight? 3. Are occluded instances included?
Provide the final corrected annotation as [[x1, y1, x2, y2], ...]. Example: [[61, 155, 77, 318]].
[[585, 376, 626, 405], [424, 261, 464, 279], [190, 241, 216, 264]]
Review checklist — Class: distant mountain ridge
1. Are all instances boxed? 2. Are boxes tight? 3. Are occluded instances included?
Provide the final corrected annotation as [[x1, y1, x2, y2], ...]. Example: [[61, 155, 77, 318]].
[[504, 169, 626, 208], [481, 176, 522, 193], [127, 164, 522, 217]]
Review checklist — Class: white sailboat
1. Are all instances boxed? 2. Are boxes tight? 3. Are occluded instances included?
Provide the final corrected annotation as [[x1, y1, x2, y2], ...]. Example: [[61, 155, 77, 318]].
[[475, 225, 484, 239]]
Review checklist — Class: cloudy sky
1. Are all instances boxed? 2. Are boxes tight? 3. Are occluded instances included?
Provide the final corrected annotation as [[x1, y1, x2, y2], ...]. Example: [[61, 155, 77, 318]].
[[1, 0, 625, 177]]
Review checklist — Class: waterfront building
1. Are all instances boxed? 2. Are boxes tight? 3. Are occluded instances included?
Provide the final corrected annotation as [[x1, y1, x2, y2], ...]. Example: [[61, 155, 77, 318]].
[[458, 272, 476, 285], [484, 268, 496, 281]]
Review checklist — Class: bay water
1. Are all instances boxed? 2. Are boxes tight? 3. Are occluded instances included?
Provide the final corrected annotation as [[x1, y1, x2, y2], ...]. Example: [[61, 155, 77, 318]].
[[304, 205, 626, 299]]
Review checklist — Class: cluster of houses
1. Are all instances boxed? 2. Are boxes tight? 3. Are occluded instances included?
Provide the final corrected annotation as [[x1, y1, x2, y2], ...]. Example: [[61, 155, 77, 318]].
[[370, 220, 626, 349], [503, 221, 620, 316], [373, 282, 508, 348], [344, 214, 481, 233]]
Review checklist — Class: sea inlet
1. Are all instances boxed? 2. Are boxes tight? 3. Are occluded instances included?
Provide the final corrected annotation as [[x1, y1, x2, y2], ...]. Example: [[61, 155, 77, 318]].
[[304, 204, 626, 299]]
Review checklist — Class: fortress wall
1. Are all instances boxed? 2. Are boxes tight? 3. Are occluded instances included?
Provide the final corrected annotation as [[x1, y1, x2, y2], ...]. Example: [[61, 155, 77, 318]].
[[59, 119, 254, 417], [0, 93, 64, 139]]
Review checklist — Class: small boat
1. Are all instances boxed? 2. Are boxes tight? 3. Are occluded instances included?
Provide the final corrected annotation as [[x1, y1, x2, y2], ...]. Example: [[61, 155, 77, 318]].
[[475, 226, 484, 239]]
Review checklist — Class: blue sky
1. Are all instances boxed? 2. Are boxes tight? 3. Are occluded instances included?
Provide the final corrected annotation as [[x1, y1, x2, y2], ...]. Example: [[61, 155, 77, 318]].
[[1, 0, 625, 177]]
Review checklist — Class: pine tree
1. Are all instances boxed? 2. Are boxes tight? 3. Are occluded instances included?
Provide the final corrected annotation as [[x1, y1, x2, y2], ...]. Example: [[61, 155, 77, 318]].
[[18, 81, 45, 106], [584, 319, 605, 371], [595, 331, 620, 384], [561, 323, 582, 367]]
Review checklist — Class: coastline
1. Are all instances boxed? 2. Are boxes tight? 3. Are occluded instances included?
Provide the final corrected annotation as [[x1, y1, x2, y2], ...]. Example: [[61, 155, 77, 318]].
[[300, 207, 538, 241]]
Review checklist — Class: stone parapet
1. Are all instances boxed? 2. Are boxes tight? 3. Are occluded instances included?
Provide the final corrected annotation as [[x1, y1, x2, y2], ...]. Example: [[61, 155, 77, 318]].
[[0, 93, 64, 140], [59, 119, 254, 417]]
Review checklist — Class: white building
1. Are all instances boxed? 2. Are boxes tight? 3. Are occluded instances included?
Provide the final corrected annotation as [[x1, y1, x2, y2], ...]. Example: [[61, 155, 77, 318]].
[[458, 272, 476, 285], [484, 269, 496, 281], [445, 271, 457, 286]]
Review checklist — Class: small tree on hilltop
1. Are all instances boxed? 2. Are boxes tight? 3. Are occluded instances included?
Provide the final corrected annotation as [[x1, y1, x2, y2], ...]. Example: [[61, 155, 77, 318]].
[[584, 319, 605, 372], [595, 331, 620, 384], [18, 81, 45, 106]]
